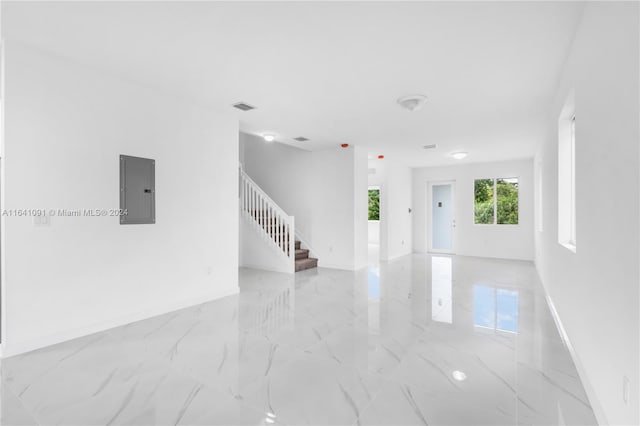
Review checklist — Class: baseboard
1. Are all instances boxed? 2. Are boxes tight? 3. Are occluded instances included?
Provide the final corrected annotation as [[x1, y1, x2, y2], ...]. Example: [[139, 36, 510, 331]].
[[240, 262, 293, 274], [381, 250, 413, 262], [2, 287, 239, 358], [536, 270, 609, 426], [317, 261, 355, 271]]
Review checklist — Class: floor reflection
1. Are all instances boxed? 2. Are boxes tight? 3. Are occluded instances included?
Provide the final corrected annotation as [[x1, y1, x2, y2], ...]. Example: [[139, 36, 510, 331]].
[[431, 256, 453, 324], [0, 255, 597, 426], [473, 285, 519, 333]]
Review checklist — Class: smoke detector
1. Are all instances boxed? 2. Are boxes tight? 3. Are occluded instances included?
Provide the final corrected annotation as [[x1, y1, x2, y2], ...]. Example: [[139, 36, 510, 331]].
[[397, 95, 428, 112]]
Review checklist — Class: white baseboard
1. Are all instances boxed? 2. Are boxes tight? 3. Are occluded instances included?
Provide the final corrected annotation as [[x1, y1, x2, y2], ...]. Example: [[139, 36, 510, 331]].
[[317, 261, 354, 271], [537, 270, 609, 426], [381, 250, 413, 262], [2, 288, 239, 358], [240, 262, 293, 274]]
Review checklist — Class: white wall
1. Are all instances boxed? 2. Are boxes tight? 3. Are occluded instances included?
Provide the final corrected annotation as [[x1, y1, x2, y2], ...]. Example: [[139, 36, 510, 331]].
[[413, 159, 534, 261], [240, 133, 367, 270], [368, 159, 413, 261], [534, 3, 639, 425], [381, 163, 413, 261], [352, 146, 368, 269], [368, 221, 380, 245], [3, 41, 239, 355]]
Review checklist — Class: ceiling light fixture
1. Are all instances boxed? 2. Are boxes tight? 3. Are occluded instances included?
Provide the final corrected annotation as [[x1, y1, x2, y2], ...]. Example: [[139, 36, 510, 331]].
[[451, 151, 468, 160], [423, 144, 437, 150], [263, 134, 276, 142], [397, 94, 428, 112]]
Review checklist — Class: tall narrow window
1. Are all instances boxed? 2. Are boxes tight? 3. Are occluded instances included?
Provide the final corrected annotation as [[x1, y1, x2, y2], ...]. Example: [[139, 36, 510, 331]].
[[368, 187, 380, 220], [570, 115, 576, 245], [474, 178, 519, 225], [535, 158, 543, 233], [558, 92, 576, 252]]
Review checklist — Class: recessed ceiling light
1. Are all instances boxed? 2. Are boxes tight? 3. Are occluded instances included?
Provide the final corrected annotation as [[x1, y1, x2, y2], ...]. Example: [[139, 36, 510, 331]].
[[263, 134, 276, 142], [451, 151, 468, 160], [423, 144, 437, 150], [452, 370, 467, 381], [397, 94, 428, 112], [232, 102, 256, 111]]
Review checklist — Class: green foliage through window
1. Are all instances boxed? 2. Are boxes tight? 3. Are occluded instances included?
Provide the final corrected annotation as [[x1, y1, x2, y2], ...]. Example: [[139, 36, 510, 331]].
[[474, 179, 494, 224], [474, 178, 518, 225], [368, 189, 380, 220]]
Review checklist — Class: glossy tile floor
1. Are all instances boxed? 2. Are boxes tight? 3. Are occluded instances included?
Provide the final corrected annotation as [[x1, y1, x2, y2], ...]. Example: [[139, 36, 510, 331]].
[[0, 250, 598, 425]]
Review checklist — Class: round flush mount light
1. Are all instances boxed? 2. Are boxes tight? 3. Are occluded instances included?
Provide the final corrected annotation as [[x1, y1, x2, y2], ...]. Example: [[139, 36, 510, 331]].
[[397, 94, 428, 112], [451, 151, 468, 160], [452, 370, 467, 381], [263, 134, 276, 142]]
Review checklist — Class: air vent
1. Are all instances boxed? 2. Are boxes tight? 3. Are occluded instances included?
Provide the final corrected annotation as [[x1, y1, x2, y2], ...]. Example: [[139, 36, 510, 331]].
[[232, 102, 256, 112], [423, 144, 437, 150], [293, 136, 309, 142]]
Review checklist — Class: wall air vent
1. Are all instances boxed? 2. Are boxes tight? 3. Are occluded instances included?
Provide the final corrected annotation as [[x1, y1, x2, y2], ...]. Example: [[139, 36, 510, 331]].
[[232, 102, 256, 111], [423, 144, 437, 150], [293, 136, 309, 142]]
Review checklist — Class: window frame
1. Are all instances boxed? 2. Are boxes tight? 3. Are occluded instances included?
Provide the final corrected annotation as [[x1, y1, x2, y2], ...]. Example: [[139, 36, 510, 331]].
[[368, 186, 380, 222], [473, 177, 520, 226], [558, 91, 576, 253]]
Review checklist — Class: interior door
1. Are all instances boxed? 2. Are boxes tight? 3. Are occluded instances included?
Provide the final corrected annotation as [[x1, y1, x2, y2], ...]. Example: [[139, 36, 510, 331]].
[[429, 182, 455, 253]]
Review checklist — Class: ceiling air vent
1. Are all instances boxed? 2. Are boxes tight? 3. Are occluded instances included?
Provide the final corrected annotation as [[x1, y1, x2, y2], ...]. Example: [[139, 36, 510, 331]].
[[232, 102, 256, 112], [293, 136, 309, 142]]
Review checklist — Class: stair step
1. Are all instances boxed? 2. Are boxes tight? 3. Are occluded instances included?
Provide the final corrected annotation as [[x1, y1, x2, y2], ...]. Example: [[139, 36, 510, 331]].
[[295, 257, 318, 272], [295, 249, 309, 260], [295, 241, 301, 250]]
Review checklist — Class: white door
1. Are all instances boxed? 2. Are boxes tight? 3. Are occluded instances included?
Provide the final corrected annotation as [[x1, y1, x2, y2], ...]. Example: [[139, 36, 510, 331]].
[[429, 181, 455, 253]]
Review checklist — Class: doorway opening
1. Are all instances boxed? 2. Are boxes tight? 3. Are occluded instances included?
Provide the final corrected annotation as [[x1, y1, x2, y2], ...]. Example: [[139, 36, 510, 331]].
[[428, 181, 455, 254]]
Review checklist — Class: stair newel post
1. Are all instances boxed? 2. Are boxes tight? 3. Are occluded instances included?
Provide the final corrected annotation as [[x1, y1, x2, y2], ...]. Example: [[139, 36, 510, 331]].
[[279, 215, 283, 253], [289, 216, 295, 269], [240, 175, 245, 214], [249, 184, 253, 221]]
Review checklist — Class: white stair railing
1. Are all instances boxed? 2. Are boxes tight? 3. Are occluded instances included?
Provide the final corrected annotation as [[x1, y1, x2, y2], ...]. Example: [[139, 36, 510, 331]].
[[239, 165, 295, 269]]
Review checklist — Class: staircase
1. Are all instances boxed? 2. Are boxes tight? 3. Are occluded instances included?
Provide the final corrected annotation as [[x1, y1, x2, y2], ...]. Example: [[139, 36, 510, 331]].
[[240, 166, 318, 273], [294, 240, 318, 272]]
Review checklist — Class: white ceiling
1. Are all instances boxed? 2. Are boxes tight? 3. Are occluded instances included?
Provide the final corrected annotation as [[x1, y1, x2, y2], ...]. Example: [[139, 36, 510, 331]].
[[3, 1, 584, 167]]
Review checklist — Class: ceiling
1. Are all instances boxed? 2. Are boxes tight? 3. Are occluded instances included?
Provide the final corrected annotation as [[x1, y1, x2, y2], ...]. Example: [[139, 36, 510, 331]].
[[3, 1, 584, 167]]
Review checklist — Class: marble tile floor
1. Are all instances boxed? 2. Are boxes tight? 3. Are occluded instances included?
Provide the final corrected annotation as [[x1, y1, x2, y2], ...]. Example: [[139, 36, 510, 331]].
[[0, 253, 598, 425]]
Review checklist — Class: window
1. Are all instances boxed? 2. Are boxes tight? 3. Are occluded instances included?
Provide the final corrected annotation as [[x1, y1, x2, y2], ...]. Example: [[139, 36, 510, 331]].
[[535, 158, 543, 232], [474, 178, 519, 225], [558, 92, 576, 252], [368, 188, 380, 220]]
